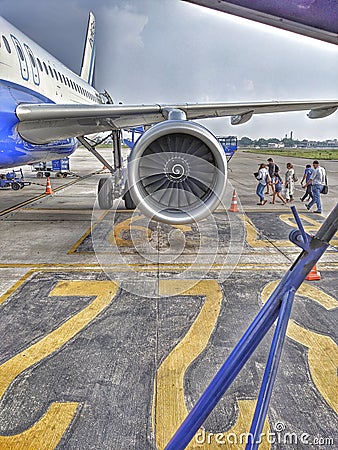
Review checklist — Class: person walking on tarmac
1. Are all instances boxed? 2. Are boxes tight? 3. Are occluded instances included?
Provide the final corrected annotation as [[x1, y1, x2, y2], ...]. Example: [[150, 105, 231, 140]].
[[271, 171, 287, 204], [284, 162, 295, 202], [300, 164, 313, 202], [304, 160, 326, 213], [265, 158, 278, 195], [255, 163, 270, 205]]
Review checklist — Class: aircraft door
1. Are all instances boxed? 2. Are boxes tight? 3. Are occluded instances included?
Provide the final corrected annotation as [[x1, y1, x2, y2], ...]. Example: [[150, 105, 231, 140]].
[[24, 44, 40, 86], [10, 35, 29, 81]]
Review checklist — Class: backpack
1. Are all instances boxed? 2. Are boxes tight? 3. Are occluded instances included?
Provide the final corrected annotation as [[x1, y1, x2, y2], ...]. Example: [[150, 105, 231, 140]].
[[293, 172, 298, 182]]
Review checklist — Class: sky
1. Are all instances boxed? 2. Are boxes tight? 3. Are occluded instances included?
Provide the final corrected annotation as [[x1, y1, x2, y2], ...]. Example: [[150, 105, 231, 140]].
[[1, 0, 338, 140]]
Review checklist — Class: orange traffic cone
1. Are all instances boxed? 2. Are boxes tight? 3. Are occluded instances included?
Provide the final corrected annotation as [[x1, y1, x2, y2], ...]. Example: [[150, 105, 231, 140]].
[[228, 189, 239, 212], [45, 176, 54, 195], [306, 264, 321, 281]]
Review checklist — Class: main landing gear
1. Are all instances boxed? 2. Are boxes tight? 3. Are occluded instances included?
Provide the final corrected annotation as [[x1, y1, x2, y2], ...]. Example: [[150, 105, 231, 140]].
[[78, 132, 136, 210]]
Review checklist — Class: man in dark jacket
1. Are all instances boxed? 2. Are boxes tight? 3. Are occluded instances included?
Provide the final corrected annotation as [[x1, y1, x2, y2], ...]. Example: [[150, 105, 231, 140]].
[[266, 158, 279, 194]]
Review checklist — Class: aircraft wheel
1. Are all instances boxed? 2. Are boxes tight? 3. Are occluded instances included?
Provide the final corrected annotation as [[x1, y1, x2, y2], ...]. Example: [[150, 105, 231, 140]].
[[98, 177, 113, 209], [124, 188, 136, 210]]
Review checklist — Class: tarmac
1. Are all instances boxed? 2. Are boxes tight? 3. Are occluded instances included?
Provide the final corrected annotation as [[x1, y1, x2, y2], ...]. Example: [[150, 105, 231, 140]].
[[0, 147, 337, 449]]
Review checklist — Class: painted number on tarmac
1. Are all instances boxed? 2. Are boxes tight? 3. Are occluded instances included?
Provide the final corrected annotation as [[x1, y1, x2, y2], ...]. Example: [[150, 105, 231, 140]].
[[0, 280, 119, 450], [154, 280, 271, 450]]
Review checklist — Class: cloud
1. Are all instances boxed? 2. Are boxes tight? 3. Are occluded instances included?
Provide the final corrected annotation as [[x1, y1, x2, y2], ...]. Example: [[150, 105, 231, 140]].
[[1, 0, 338, 139]]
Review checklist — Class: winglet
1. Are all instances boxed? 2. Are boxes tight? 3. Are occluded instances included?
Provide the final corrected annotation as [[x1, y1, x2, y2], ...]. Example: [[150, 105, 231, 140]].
[[80, 12, 96, 85]]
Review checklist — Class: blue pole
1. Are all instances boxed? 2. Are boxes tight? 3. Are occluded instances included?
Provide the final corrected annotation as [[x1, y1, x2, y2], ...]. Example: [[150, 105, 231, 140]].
[[165, 296, 280, 450], [245, 288, 296, 450], [165, 204, 338, 450]]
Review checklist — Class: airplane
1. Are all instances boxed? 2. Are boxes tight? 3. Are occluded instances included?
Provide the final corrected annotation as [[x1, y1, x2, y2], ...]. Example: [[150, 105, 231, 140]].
[[0, 12, 337, 224]]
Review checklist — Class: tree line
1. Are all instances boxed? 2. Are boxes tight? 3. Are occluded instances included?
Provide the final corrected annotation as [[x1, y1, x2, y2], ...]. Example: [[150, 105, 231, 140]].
[[238, 137, 338, 148]]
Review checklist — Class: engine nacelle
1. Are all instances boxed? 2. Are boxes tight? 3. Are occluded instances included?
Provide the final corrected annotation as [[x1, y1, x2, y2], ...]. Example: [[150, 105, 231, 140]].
[[127, 120, 227, 224]]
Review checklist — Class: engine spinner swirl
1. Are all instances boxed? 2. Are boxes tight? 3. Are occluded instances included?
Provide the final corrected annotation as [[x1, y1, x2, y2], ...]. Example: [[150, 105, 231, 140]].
[[165, 157, 190, 183]]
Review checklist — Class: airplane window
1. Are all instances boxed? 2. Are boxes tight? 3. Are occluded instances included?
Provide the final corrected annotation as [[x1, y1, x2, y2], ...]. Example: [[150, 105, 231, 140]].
[[2, 36, 11, 53], [37, 58, 43, 71], [28, 52, 36, 68], [53, 69, 59, 81], [58, 71, 62, 83], [16, 44, 25, 61], [43, 62, 49, 75], [49, 65, 54, 78], [65, 77, 70, 87]]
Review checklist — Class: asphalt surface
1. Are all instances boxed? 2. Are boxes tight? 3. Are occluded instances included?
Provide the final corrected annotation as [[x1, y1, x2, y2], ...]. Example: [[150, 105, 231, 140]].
[[0, 148, 337, 449]]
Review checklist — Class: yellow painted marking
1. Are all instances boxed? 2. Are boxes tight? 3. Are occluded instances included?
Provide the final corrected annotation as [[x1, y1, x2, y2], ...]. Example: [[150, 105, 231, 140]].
[[67, 210, 108, 254], [279, 213, 338, 246], [109, 214, 151, 247], [241, 214, 272, 248], [0, 280, 119, 448], [262, 281, 338, 412], [0, 171, 102, 218], [0, 270, 35, 306], [242, 212, 338, 248], [154, 280, 270, 449], [0, 403, 78, 450], [108, 214, 192, 248]]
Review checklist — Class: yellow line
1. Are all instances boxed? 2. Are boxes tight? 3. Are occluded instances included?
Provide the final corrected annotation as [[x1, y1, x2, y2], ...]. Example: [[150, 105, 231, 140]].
[[0, 280, 119, 449], [1, 263, 338, 272], [154, 280, 270, 449], [0, 170, 101, 217], [0, 269, 35, 306], [67, 210, 108, 254], [0, 403, 79, 450], [262, 280, 338, 413]]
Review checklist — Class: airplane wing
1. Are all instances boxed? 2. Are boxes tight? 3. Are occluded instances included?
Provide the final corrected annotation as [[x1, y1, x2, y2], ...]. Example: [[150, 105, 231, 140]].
[[183, 1, 338, 46], [16, 100, 338, 144]]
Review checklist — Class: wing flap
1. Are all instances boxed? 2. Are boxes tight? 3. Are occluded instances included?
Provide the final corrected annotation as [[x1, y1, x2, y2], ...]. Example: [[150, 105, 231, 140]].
[[16, 100, 338, 144]]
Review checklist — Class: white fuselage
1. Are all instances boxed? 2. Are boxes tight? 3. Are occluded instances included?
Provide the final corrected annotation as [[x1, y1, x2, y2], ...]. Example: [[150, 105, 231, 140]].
[[0, 16, 101, 105], [0, 16, 102, 168]]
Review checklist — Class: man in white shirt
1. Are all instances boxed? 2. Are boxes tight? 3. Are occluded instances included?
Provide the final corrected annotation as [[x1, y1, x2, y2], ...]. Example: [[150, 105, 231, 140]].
[[304, 160, 326, 213]]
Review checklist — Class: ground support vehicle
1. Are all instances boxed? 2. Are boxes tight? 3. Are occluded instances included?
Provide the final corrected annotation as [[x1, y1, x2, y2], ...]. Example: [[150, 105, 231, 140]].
[[0, 168, 31, 190]]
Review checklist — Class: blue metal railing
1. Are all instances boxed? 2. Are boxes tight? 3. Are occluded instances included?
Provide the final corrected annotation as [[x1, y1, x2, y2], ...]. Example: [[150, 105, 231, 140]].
[[165, 204, 338, 450]]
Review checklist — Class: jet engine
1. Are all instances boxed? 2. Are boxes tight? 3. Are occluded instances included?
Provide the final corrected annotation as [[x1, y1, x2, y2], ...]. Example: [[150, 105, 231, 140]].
[[127, 120, 227, 224]]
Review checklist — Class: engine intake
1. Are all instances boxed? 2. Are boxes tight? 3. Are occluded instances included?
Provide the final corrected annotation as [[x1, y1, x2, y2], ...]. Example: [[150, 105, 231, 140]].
[[127, 120, 227, 224]]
